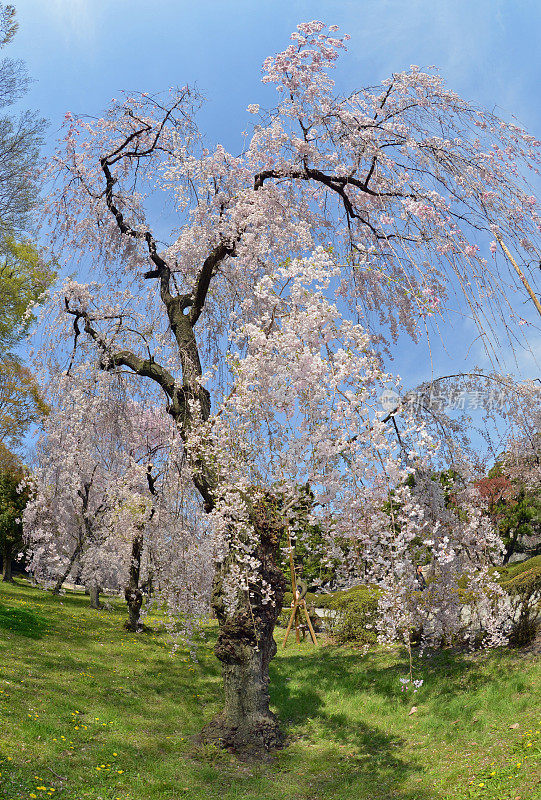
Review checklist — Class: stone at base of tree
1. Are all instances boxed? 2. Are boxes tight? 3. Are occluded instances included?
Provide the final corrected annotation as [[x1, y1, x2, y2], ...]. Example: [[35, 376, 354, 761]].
[[197, 711, 285, 760]]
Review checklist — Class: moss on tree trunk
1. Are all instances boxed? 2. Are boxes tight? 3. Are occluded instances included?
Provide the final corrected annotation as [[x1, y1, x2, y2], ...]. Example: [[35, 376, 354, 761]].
[[124, 530, 144, 632], [199, 494, 287, 757]]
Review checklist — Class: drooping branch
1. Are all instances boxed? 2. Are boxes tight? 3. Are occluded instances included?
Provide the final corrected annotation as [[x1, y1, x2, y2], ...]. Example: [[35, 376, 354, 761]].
[[255, 165, 410, 201], [65, 302, 179, 408], [98, 129, 237, 381], [254, 165, 409, 242], [64, 302, 217, 510], [99, 156, 173, 304]]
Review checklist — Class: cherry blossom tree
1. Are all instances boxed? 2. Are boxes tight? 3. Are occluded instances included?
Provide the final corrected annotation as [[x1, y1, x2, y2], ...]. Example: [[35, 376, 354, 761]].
[[41, 21, 541, 754], [147, 454, 215, 644], [23, 371, 169, 623]]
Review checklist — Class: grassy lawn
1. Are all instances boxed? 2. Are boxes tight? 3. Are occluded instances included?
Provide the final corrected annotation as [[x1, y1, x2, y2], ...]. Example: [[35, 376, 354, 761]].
[[0, 579, 539, 800]]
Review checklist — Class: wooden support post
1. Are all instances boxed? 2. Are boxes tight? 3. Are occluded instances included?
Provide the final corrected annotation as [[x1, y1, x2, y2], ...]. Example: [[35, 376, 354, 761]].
[[282, 526, 318, 649], [282, 598, 299, 648], [283, 598, 318, 647], [497, 237, 541, 319], [287, 531, 301, 644], [286, 528, 300, 643], [301, 598, 318, 645]]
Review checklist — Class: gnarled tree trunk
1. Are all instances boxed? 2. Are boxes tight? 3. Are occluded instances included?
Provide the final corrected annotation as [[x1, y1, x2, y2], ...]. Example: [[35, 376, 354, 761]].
[[200, 495, 287, 757]]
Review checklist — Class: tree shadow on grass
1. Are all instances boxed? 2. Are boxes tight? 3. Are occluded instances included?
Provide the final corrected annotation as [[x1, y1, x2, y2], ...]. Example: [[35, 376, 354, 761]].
[[268, 668, 430, 800], [265, 645, 500, 799], [0, 600, 45, 639], [274, 645, 493, 708]]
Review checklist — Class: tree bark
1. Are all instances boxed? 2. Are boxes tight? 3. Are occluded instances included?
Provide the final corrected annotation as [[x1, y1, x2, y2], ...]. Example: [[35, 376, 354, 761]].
[[199, 495, 287, 757], [2, 543, 13, 582], [124, 529, 143, 631], [503, 527, 521, 565], [88, 582, 101, 609]]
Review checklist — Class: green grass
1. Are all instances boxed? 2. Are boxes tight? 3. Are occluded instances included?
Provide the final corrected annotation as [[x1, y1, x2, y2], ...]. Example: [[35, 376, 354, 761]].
[[0, 579, 540, 800]]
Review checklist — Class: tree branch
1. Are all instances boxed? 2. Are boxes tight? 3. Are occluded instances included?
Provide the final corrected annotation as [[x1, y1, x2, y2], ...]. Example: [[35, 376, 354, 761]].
[[64, 302, 178, 405], [99, 157, 173, 304], [189, 240, 236, 325]]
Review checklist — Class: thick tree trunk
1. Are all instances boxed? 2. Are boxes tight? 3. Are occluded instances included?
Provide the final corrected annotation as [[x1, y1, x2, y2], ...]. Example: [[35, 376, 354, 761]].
[[88, 582, 101, 609], [2, 544, 13, 582], [200, 496, 287, 757], [124, 530, 144, 632]]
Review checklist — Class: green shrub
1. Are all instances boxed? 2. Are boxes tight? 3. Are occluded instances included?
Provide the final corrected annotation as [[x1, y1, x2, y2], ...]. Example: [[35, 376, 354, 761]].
[[495, 554, 541, 585], [319, 585, 380, 646], [277, 585, 380, 646]]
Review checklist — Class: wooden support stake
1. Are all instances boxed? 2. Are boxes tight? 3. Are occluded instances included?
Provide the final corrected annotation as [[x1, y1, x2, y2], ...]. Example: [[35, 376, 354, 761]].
[[301, 598, 318, 645], [282, 526, 318, 649], [283, 597, 318, 648], [497, 237, 541, 319], [282, 598, 299, 648]]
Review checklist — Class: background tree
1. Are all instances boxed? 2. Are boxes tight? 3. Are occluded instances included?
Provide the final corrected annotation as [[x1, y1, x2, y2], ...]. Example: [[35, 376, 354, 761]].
[[43, 21, 541, 755], [0, 3, 45, 235], [477, 438, 541, 563], [23, 371, 189, 629], [0, 4, 53, 453], [0, 442, 28, 581], [0, 236, 55, 354], [0, 360, 49, 450]]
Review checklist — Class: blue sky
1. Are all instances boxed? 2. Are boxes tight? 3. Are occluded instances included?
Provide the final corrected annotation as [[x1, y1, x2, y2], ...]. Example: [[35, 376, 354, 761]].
[[11, 0, 541, 144], [9, 0, 541, 394]]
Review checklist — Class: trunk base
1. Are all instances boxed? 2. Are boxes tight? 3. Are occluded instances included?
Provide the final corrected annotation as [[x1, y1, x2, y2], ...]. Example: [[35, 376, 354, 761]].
[[204, 489, 289, 760], [197, 711, 285, 759], [123, 620, 151, 633], [88, 584, 101, 609]]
